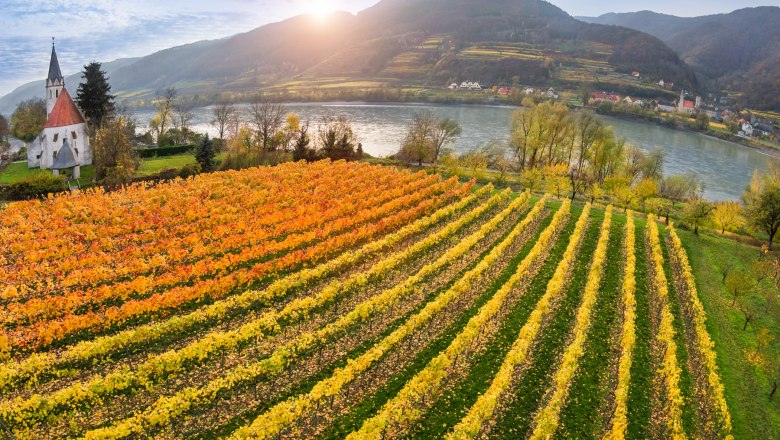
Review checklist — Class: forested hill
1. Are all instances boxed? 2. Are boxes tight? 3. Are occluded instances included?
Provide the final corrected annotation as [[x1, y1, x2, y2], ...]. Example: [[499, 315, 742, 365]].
[[581, 7, 780, 110], [1, 0, 697, 113]]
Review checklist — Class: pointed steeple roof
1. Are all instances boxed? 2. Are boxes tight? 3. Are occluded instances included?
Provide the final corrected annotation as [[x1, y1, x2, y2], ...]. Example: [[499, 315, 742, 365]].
[[52, 138, 79, 170], [48, 42, 63, 83], [45, 88, 85, 128]]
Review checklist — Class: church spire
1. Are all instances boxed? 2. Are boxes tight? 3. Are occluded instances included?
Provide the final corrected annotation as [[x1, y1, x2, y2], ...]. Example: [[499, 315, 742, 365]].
[[48, 38, 63, 83]]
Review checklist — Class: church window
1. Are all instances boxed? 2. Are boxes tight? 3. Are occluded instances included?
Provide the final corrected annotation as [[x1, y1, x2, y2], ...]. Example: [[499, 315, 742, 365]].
[[72, 131, 77, 139], [53, 133, 59, 143], [75, 148, 79, 157], [56, 89, 59, 98], [53, 151, 57, 159]]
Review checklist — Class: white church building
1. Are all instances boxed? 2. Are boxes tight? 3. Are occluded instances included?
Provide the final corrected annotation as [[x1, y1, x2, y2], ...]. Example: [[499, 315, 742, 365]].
[[27, 43, 91, 178]]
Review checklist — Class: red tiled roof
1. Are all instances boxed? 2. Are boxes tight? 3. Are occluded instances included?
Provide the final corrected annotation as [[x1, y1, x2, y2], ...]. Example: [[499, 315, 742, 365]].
[[44, 88, 85, 128], [683, 100, 695, 109]]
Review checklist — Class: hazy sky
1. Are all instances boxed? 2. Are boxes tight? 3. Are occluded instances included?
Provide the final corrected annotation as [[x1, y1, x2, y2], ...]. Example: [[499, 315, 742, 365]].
[[1, 0, 779, 97]]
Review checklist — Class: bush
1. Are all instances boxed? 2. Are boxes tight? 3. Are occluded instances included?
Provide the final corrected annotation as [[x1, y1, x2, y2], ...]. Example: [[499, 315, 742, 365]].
[[136, 145, 194, 158], [5, 173, 67, 200], [178, 163, 201, 178]]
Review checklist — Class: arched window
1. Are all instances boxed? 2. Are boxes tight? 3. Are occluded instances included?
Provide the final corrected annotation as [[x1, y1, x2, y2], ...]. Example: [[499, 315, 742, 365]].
[[56, 89, 59, 98]]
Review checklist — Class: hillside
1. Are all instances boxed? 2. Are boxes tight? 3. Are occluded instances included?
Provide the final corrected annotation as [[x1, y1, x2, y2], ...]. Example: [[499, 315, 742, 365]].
[[581, 7, 780, 110], [1, 0, 696, 111]]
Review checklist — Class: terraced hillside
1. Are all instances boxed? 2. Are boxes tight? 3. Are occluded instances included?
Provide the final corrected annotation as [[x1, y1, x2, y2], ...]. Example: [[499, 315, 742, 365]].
[[0, 161, 732, 439]]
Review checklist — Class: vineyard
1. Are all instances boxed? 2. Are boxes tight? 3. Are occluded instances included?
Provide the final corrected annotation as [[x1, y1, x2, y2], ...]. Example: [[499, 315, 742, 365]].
[[0, 161, 734, 439]]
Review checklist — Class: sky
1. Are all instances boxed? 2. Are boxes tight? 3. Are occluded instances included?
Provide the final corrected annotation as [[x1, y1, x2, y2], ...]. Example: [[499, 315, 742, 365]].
[[1, 0, 779, 96]]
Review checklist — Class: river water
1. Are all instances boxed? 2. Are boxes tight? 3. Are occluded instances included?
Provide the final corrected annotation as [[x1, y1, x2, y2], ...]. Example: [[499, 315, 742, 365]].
[[130, 102, 776, 201]]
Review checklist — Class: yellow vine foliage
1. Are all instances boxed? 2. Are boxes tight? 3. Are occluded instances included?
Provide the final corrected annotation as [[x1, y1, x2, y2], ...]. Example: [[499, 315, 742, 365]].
[[350, 201, 586, 440], [648, 215, 686, 440], [667, 223, 733, 439], [605, 211, 637, 440], [530, 206, 612, 439]]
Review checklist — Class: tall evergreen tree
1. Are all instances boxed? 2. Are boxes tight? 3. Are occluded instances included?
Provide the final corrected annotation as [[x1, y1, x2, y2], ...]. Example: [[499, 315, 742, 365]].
[[196, 134, 217, 172], [75, 62, 115, 129]]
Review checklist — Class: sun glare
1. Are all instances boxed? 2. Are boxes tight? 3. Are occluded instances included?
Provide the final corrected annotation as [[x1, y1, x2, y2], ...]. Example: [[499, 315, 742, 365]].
[[310, 0, 333, 20]]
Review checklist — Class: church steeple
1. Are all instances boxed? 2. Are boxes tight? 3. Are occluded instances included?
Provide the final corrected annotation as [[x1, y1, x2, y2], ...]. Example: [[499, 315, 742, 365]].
[[46, 38, 65, 116], [47, 40, 64, 84]]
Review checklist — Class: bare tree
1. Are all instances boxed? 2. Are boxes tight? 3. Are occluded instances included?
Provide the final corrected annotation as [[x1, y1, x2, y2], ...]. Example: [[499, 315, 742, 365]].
[[249, 97, 285, 152], [173, 98, 195, 132], [211, 100, 236, 140], [152, 87, 177, 139], [429, 117, 462, 171]]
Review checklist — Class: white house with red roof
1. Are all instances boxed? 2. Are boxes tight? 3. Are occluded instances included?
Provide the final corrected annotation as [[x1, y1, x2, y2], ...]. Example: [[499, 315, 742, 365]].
[[28, 43, 91, 175]]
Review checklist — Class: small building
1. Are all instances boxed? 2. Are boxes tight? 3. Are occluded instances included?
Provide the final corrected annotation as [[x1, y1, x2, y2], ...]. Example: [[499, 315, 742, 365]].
[[546, 87, 558, 99], [27, 42, 91, 172], [632, 71, 640, 78], [448, 83, 459, 90], [623, 96, 633, 104], [51, 138, 82, 179], [659, 79, 674, 90], [498, 87, 511, 96], [524, 87, 535, 95]]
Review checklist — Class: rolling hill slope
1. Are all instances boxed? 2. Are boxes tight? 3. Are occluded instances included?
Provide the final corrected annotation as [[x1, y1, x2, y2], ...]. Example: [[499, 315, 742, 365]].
[[1, 0, 697, 112], [581, 7, 780, 110]]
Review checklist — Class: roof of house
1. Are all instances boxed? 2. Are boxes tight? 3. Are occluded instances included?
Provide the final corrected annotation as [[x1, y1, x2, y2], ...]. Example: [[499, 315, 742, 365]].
[[51, 138, 78, 170], [44, 88, 85, 128], [48, 45, 63, 82], [683, 100, 695, 109]]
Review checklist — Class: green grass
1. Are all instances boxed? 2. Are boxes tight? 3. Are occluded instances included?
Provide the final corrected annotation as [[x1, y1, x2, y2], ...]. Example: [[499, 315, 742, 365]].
[[0, 162, 96, 185], [556, 216, 625, 438], [492, 210, 602, 437], [626, 221, 653, 437], [136, 154, 196, 176], [680, 230, 780, 438]]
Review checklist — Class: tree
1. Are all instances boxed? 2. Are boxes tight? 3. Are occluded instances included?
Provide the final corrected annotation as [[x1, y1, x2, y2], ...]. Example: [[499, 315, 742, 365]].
[[75, 62, 115, 129], [0, 114, 8, 142], [250, 97, 285, 152], [459, 150, 489, 179], [634, 178, 658, 208], [92, 117, 136, 184], [10, 98, 46, 142], [211, 100, 236, 141], [696, 111, 710, 130], [281, 113, 301, 153], [683, 198, 713, 235], [745, 168, 780, 249], [724, 270, 754, 306], [172, 97, 196, 144], [430, 118, 462, 171], [398, 112, 435, 166], [317, 115, 358, 161], [152, 87, 177, 142], [195, 134, 217, 172], [584, 182, 605, 204], [712, 201, 743, 234], [661, 174, 701, 207], [520, 168, 544, 193], [647, 197, 673, 224], [293, 122, 315, 162]]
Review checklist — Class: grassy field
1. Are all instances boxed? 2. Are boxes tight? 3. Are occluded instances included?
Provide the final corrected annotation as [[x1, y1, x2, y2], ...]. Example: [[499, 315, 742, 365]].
[[680, 229, 780, 438], [135, 153, 196, 176]]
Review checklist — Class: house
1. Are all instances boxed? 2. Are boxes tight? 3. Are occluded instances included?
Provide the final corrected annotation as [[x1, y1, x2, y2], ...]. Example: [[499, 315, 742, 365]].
[[655, 99, 677, 113], [460, 81, 470, 89], [623, 96, 633, 104], [498, 87, 511, 96], [27, 42, 91, 178], [632, 71, 640, 78], [524, 87, 535, 95], [448, 83, 459, 90], [546, 87, 559, 99], [741, 123, 754, 137], [633, 99, 645, 107], [592, 92, 621, 103], [754, 123, 775, 137], [471, 82, 482, 91], [659, 79, 674, 90]]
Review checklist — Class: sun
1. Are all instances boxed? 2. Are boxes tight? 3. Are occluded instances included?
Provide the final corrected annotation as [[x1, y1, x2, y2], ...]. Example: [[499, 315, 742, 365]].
[[310, 0, 334, 20]]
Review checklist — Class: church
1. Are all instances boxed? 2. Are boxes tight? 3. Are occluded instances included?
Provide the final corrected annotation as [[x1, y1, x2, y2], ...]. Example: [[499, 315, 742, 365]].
[[27, 42, 92, 179]]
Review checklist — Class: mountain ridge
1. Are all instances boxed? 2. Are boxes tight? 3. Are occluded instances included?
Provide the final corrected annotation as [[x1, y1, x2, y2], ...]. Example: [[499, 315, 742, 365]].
[[1, 0, 698, 114]]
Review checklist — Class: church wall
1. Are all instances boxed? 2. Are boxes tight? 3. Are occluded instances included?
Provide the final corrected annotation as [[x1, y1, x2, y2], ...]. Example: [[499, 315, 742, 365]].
[[37, 123, 92, 169]]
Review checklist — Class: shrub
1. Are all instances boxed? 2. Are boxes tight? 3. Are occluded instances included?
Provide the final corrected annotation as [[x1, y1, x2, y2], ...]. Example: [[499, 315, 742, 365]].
[[5, 173, 67, 200]]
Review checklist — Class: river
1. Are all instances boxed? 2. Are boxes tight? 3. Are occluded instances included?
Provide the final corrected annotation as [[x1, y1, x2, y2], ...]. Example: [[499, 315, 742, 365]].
[[130, 102, 776, 201]]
